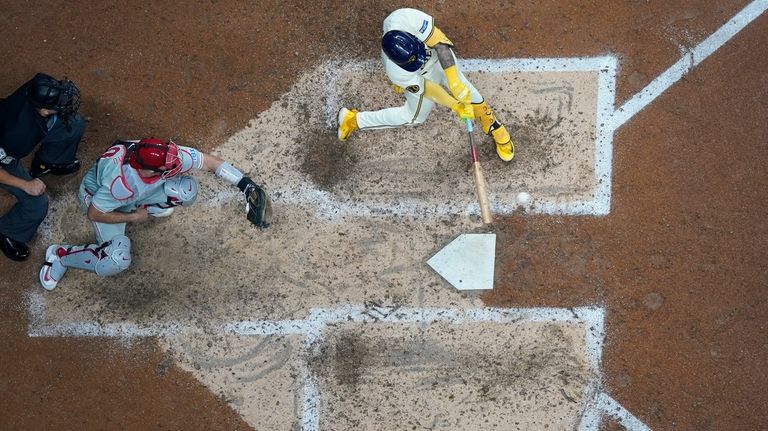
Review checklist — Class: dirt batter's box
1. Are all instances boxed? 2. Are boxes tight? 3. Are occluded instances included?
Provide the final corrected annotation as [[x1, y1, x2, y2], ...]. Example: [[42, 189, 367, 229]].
[[321, 57, 617, 217]]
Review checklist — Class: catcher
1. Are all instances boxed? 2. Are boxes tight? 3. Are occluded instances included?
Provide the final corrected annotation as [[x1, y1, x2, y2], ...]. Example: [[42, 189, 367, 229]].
[[337, 8, 515, 162], [39, 138, 271, 290]]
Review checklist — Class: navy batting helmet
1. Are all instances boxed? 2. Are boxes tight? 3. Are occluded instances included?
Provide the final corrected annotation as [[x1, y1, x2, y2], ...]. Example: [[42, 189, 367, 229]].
[[382, 30, 427, 72]]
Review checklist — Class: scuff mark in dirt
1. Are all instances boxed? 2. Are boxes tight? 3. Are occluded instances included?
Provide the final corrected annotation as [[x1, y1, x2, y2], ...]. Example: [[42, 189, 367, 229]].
[[309, 331, 369, 389], [298, 129, 359, 190], [505, 112, 568, 176]]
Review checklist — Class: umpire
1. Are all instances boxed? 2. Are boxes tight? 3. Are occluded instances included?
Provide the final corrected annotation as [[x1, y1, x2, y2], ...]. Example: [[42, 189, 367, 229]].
[[0, 73, 85, 261]]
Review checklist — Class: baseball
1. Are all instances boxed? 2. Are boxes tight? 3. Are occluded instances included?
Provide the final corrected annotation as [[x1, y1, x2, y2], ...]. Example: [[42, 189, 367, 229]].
[[516, 192, 531, 205]]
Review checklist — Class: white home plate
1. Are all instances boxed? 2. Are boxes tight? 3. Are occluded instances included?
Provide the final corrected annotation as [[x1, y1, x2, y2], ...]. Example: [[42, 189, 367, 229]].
[[427, 233, 496, 291]]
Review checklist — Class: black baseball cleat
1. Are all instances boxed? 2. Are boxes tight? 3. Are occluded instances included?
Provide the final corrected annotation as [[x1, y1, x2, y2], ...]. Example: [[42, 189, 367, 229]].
[[30, 158, 81, 178], [0, 233, 30, 261]]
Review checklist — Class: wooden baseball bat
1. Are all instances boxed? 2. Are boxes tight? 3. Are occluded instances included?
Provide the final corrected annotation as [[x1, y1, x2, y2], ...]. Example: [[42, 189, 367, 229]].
[[465, 119, 493, 224]]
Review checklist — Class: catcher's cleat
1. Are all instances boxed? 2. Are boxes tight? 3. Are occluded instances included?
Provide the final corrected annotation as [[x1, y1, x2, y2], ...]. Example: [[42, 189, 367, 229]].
[[337, 108, 358, 141], [490, 123, 514, 162], [39, 245, 67, 291]]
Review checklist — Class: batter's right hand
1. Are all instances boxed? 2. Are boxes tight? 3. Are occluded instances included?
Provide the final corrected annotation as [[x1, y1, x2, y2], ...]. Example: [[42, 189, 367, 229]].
[[23, 178, 46, 196], [451, 102, 475, 121]]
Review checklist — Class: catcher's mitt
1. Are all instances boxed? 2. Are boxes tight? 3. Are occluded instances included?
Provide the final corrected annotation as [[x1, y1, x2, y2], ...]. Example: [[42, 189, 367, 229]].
[[237, 177, 272, 229]]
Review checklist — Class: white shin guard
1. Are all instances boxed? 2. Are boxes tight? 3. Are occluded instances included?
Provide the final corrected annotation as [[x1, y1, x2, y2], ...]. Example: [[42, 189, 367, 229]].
[[59, 235, 132, 276]]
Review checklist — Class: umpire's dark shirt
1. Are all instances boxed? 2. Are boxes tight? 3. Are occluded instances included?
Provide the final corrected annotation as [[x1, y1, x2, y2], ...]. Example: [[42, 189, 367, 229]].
[[0, 77, 48, 160]]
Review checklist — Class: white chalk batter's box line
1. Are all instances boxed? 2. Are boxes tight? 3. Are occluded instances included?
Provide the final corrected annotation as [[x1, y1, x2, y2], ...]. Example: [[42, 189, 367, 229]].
[[317, 56, 618, 218], [26, 294, 649, 430]]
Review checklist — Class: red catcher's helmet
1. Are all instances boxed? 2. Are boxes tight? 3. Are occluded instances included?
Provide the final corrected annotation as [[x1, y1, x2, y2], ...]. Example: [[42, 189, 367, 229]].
[[128, 138, 182, 178]]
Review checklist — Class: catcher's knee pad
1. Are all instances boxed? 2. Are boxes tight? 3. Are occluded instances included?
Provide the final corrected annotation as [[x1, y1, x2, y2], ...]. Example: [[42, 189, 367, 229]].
[[164, 175, 199, 207], [94, 235, 132, 276], [473, 100, 497, 135]]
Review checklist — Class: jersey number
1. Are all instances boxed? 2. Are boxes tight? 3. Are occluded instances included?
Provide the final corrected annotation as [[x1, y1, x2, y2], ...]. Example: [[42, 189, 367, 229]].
[[101, 146, 122, 159]]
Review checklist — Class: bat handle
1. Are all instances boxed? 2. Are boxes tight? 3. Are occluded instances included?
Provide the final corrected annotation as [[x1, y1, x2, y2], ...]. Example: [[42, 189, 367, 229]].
[[470, 142, 480, 163], [465, 118, 480, 162]]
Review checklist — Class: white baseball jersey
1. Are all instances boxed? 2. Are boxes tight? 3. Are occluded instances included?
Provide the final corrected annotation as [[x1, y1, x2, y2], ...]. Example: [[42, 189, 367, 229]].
[[81, 141, 203, 213]]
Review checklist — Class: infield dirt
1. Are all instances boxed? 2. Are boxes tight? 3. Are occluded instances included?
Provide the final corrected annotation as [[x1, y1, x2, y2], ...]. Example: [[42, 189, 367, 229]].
[[1, 1, 766, 430]]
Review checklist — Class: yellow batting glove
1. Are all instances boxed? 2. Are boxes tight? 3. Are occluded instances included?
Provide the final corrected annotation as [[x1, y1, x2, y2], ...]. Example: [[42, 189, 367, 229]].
[[444, 65, 471, 104], [451, 102, 475, 121], [391, 84, 404, 94], [461, 103, 475, 120]]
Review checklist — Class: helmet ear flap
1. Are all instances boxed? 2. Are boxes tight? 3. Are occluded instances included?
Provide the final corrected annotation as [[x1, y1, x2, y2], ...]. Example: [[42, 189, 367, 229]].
[[381, 30, 427, 72]]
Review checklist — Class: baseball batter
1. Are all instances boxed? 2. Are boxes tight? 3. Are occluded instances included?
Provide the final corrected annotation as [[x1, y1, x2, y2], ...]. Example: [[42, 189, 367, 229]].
[[337, 8, 515, 162], [39, 138, 270, 290]]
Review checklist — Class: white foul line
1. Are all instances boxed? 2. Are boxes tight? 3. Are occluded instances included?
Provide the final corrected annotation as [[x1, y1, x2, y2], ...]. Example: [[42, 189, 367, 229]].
[[598, 393, 653, 431], [611, 0, 768, 129]]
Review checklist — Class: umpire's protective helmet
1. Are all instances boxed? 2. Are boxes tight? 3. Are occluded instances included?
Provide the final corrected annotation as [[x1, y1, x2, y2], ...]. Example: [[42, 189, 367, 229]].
[[26, 73, 81, 118], [382, 30, 427, 72], [129, 138, 182, 179]]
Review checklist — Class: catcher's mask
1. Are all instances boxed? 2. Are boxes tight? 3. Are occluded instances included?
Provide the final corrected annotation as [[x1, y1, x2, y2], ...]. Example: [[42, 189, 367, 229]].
[[128, 138, 182, 179], [382, 30, 427, 72], [26, 73, 81, 119]]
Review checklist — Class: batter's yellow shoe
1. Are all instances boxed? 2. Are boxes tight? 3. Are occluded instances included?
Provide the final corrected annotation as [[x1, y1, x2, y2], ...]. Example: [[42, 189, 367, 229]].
[[474, 101, 514, 161], [490, 124, 514, 162], [337, 108, 358, 141]]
